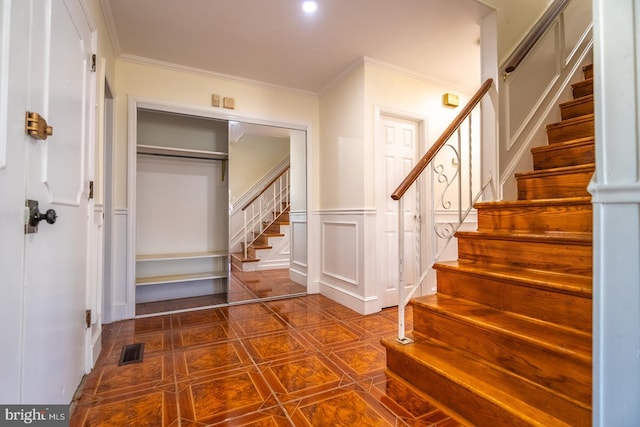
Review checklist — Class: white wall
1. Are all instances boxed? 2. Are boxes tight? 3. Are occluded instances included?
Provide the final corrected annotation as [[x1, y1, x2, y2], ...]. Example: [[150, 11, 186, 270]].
[[477, 0, 553, 64], [317, 59, 477, 314], [113, 60, 319, 209], [229, 134, 289, 204], [318, 65, 366, 210]]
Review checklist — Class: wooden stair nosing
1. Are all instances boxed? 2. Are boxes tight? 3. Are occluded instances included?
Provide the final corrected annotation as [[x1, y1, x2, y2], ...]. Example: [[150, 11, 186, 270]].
[[434, 260, 592, 298], [531, 137, 594, 154], [515, 162, 595, 179], [383, 337, 590, 427], [455, 230, 592, 245], [546, 113, 594, 131], [262, 232, 285, 238], [411, 294, 592, 362], [474, 196, 592, 210]]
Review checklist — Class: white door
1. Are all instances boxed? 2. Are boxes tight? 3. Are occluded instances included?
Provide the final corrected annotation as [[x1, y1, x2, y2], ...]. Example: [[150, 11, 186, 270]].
[[0, 0, 94, 404], [379, 115, 420, 308]]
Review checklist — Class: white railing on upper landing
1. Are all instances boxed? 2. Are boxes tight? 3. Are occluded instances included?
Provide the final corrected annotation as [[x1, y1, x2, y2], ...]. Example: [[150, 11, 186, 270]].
[[240, 167, 290, 259], [391, 79, 495, 344]]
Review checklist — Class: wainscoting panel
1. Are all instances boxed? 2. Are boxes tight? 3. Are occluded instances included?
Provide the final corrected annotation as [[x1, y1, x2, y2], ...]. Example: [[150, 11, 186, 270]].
[[318, 210, 379, 315]]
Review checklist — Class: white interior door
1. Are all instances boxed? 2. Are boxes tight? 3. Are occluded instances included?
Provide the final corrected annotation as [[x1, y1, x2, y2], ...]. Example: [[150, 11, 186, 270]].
[[379, 115, 419, 308], [0, 0, 94, 404], [0, 0, 29, 404]]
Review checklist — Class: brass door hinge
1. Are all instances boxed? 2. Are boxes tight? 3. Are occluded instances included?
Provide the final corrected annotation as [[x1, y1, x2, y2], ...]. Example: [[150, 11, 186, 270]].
[[88, 180, 94, 199], [91, 54, 96, 72], [85, 309, 92, 328], [25, 112, 53, 140]]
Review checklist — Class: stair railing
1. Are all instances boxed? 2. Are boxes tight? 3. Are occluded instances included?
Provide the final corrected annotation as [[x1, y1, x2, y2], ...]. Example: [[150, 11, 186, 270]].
[[502, 0, 570, 77], [241, 166, 290, 259], [391, 78, 495, 344]]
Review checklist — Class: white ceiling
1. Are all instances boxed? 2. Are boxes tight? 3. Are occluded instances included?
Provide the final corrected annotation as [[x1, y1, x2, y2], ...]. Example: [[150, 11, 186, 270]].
[[101, 0, 491, 94]]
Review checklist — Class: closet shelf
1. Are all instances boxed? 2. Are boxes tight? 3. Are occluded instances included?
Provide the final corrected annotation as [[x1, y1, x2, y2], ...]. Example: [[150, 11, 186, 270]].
[[136, 271, 228, 286], [136, 251, 227, 262], [137, 144, 228, 160]]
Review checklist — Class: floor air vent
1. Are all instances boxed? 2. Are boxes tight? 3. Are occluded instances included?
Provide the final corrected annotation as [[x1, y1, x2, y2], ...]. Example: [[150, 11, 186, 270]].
[[118, 343, 144, 366]]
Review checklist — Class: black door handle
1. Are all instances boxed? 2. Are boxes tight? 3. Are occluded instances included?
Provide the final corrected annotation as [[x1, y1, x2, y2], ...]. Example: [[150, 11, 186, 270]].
[[30, 208, 57, 227]]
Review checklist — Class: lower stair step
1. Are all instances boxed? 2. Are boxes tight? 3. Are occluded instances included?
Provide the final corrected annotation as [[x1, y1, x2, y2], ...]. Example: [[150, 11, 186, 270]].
[[456, 230, 592, 276], [516, 163, 594, 200], [572, 78, 593, 98], [560, 95, 593, 120], [382, 337, 591, 427], [531, 137, 594, 170], [546, 114, 594, 144], [410, 294, 592, 405], [435, 260, 592, 332], [230, 252, 259, 272], [475, 197, 592, 233]]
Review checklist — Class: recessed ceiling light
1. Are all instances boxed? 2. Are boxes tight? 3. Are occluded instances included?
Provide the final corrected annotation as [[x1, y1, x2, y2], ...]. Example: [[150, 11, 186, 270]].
[[302, 1, 318, 14]]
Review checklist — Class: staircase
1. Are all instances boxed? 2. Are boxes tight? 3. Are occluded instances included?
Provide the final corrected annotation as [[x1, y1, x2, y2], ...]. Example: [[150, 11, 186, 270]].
[[231, 209, 290, 271], [382, 64, 594, 426]]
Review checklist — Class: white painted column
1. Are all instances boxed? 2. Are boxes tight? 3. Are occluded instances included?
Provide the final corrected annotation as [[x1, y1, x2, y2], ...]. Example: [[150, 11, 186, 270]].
[[590, 0, 640, 424]]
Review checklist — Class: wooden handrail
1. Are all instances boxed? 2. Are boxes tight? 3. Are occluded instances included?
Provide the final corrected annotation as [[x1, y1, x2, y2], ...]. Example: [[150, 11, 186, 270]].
[[503, 0, 569, 74], [241, 166, 290, 211], [391, 78, 494, 201]]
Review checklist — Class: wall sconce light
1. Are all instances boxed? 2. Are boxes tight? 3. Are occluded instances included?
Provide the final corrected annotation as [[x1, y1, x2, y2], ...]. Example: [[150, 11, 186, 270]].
[[443, 93, 459, 108]]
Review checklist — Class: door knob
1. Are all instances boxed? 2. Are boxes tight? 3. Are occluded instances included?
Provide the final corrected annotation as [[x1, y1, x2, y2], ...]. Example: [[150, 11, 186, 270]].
[[30, 208, 57, 227], [25, 200, 57, 234]]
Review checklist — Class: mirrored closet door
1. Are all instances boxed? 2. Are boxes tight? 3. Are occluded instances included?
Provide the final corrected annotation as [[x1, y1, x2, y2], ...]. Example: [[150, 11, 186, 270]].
[[227, 122, 307, 303]]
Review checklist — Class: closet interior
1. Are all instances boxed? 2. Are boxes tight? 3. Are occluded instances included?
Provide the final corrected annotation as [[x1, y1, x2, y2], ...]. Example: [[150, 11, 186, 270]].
[[135, 109, 229, 315]]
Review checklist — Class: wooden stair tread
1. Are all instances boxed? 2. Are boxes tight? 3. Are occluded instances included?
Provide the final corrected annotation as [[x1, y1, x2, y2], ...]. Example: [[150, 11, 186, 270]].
[[230, 252, 259, 262], [559, 94, 593, 110], [383, 337, 589, 426], [546, 113, 593, 130], [251, 244, 273, 249], [531, 136, 594, 153], [411, 294, 592, 359], [455, 230, 592, 245], [475, 196, 591, 210], [262, 232, 285, 237], [435, 260, 592, 298], [515, 163, 594, 179]]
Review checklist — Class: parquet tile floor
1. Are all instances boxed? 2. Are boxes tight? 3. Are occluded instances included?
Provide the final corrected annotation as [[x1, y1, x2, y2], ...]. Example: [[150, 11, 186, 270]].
[[71, 294, 464, 426]]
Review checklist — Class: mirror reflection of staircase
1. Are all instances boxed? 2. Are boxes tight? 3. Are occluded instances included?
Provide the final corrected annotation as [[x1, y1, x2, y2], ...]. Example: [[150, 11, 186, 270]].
[[383, 65, 594, 426], [231, 208, 290, 272]]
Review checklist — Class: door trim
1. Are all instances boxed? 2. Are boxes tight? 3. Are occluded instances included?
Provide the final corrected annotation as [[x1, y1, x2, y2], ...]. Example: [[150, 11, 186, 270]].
[[374, 106, 428, 308]]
